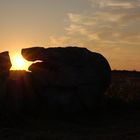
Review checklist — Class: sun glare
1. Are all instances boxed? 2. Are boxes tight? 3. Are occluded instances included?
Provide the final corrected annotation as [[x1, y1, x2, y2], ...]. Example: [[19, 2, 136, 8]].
[[11, 54, 31, 71]]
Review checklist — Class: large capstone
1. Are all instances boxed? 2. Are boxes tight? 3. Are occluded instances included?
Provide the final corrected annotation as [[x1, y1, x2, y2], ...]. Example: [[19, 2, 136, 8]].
[[22, 47, 111, 113]]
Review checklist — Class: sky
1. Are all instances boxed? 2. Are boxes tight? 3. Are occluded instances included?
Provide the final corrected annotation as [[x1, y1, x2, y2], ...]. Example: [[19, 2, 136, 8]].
[[0, 0, 140, 71]]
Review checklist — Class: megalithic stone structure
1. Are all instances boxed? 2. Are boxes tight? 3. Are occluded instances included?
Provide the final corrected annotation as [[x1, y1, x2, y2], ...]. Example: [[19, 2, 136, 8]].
[[0, 51, 11, 107], [0, 51, 12, 75], [22, 47, 111, 113]]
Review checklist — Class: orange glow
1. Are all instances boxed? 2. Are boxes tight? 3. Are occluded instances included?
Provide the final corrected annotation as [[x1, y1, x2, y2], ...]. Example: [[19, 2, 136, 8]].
[[10, 53, 31, 71]]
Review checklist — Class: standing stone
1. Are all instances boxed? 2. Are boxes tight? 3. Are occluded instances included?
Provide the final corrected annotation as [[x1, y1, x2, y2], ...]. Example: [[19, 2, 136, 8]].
[[0, 51, 11, 111], [22, 47, 111, 113], [0, 51, 11, 75]]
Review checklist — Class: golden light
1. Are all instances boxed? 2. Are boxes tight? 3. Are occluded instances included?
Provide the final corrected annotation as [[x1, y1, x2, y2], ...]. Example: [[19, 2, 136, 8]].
[[10, 53, 32, 71]]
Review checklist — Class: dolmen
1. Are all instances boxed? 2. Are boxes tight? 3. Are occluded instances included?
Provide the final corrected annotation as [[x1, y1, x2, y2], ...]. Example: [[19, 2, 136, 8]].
[[0, 47, 111, 114], [22, 47, 111, 113]]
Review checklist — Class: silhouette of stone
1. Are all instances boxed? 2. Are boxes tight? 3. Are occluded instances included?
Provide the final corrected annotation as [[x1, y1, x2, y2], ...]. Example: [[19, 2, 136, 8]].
[[0, 51, 11, 74], [6, 71, 38, 113], [22, 47, 111, 113], [0, 51, 11, 111]]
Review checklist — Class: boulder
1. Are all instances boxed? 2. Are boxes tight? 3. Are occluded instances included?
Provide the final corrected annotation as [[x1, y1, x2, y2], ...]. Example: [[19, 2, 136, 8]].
[[0, 51, 11, 111], [0, 51, 11, 75], [22, 47, 111, 113]]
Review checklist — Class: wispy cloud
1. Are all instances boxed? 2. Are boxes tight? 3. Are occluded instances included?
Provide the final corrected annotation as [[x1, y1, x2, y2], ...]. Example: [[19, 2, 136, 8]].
[[47, 36, 84, 47], [90, 0, 140, 9], [67, 0, 140, 44], [47, 0, 140, 70]]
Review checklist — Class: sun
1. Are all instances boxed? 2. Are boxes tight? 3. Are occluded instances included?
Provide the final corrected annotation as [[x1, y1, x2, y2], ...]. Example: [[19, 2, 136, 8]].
[[15, 56, 25, 68], [10, 54, 32, 71]]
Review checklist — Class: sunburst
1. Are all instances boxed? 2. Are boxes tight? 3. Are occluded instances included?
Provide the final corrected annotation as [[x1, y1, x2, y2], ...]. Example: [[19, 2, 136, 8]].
[[10, 54, 31, 71]]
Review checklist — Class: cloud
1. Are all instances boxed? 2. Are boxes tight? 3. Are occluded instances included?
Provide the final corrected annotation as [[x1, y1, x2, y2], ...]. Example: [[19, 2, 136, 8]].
[[68, 13, 82, 23], [68, 13, 97, 26], [47, 0, 140, 70], [90, 0, 140, 9], [66, 0, 140, 44], [46, 36, 85, 47]]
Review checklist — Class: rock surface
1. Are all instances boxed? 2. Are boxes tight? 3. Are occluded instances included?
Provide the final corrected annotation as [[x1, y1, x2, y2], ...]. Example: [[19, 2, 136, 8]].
[[0, 51, 11, 112], [22, 47, 111, 113], [0, 51, 11, 75]]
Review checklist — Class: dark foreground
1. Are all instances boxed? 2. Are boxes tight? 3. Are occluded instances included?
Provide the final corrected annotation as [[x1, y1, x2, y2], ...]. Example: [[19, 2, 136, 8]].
[[0, 48, 139, 139], [0, 70, 140, 140], [1, 109, 140, 140]]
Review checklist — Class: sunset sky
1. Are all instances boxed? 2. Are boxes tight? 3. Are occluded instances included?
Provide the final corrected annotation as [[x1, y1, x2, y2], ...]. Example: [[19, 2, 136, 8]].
[[0, 0, 140, 71]]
